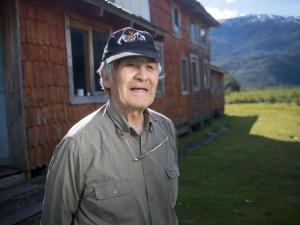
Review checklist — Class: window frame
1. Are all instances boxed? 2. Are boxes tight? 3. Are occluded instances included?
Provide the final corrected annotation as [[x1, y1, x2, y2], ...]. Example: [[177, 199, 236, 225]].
[[171, 5, 181, 37], [189, 20, 197, 43], [65, 15, 109, 104], [189, 54, 201, 91], [203, 59, 210, 89], [200, 25, 208, 47], [180, 57, 189, 95], [154, 41, 165, 97]]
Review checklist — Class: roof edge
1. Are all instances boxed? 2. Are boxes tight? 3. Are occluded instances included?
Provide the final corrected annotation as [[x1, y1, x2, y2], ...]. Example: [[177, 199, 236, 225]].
[[81, 0, 168, 36], [179, 0, 220, 27], [210, 64, 225, 74]]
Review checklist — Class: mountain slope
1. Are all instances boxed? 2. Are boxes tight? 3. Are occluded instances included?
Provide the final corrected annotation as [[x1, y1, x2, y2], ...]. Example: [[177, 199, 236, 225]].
[[211, 15, 300, 88]]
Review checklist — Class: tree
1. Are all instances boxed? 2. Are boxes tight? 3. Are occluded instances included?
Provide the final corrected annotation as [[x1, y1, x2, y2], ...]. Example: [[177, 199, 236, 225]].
[[224, 74, 241, 93]]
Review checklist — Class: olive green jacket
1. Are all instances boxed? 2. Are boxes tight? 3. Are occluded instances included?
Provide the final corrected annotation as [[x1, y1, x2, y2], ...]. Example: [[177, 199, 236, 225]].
[[41, 101, 179, 225]]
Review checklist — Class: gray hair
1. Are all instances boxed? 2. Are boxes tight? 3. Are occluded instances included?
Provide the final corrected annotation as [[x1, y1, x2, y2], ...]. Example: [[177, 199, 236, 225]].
[[97, 62, 113, 92], [97, 60, 164, 93]]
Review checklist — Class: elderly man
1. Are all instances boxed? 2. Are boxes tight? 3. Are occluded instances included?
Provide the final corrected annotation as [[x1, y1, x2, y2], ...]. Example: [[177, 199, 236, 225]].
[[41, 27, 179, 225]]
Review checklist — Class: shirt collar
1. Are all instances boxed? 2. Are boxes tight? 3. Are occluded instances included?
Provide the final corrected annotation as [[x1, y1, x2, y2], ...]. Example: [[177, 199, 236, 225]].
[[106, 100, 153, 135]]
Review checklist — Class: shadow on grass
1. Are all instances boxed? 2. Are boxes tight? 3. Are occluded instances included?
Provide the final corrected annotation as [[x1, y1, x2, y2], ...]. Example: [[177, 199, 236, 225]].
[[176, 115, 300, 225]]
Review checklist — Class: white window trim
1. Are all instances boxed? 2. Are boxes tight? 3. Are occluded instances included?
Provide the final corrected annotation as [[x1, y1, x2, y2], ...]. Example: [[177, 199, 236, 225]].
[[189, 54, 201, 91], [189, 21, 197, 43], [171, 4, 181, 38], [65, 15, 108, 104], [154, 41, 165, 97], [200, 25, 209, 47], [180, 57, 189, 95], [203, 59, 210, 89]]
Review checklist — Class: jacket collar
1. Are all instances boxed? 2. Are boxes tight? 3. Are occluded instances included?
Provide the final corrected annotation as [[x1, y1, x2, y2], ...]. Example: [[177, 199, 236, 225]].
[[106, 100, 153, 135]]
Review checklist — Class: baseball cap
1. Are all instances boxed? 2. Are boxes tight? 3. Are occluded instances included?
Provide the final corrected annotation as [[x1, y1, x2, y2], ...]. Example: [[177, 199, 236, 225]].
[[102, 27, 159, 64]]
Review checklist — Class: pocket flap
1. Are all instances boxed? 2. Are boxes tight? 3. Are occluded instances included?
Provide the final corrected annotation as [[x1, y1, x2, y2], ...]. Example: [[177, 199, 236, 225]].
[[166, 166, 180, 179], [95, 179, 130, 200]]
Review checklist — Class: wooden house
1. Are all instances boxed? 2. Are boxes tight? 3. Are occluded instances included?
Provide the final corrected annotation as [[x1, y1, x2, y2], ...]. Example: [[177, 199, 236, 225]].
[[0, 0, 223, 172]]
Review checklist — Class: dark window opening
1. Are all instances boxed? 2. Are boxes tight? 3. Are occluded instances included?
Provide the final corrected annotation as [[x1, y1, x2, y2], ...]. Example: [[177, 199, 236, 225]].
[[71, 29, 89, 96], [93, 31, 107, 92], [190, 22, 196, 42], [181, 58, 189, 94]]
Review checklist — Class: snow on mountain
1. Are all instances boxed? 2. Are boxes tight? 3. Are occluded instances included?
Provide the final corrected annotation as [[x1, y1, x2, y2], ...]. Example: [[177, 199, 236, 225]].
[[221, 14, 300, 26], [211, 14, 300, 88]]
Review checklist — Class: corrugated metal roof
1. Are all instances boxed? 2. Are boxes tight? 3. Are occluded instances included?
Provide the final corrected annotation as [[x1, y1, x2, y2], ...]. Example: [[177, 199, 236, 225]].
[[80, 0, 167, 36]]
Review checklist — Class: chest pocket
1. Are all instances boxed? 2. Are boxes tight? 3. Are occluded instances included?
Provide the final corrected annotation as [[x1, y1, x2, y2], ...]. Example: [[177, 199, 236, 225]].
[[94, 179, 131, 200]]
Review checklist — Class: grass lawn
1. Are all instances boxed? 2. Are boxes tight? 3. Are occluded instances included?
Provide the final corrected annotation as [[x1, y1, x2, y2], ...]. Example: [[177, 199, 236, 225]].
[[225, 87, 300, 105], [176, 104, 300, 225]]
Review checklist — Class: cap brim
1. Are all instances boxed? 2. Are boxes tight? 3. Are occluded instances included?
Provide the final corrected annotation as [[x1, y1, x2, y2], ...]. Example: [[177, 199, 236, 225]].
[[105, 50, 159, 64]]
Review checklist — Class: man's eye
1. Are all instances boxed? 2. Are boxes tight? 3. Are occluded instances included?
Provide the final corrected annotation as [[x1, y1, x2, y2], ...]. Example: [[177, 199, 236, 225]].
[[146, 65, 155, 70], [126, 63, 135, 67]]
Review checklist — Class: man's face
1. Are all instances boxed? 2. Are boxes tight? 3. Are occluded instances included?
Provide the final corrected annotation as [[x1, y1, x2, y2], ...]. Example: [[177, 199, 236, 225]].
[[107, 57, 159, 113]]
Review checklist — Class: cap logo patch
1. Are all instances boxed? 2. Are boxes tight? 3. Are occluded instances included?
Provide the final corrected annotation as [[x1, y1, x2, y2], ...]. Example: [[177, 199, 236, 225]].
[[117, 30, 146, 45], [102, 27, 158, 63]]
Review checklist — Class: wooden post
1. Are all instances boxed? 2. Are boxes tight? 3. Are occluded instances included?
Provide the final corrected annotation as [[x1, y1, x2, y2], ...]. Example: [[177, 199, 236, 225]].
[[3, 0, 28, 171]]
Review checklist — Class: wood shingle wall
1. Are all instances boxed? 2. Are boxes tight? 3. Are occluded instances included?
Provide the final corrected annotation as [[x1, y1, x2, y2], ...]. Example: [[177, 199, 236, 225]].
[[20, 1, 99, 169], [16, 0, 224, 170]]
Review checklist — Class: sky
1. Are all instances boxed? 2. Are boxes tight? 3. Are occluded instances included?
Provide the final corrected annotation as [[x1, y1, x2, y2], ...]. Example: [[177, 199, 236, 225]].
[[197, 0, 300, 20]]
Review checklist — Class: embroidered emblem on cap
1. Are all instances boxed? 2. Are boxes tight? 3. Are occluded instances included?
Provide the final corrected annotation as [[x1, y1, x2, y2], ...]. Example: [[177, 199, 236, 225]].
[[117, 30, 146, 45], [101, 27, 159, 63]]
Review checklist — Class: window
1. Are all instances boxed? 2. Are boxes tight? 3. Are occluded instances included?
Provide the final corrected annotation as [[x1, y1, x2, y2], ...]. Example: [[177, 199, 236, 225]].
[[190, 54, 200, 91], [180, 57, 189, 95], [189, 21, 197, 43], [171, 6, 181, 36], [70, 29, 89, 96], [155, 41, 165, 97], [92, 31, 107, 92], [66, 16, 108, 104], [211, 76, 216, 93], [220, 77, 224, 91], [203, 60, 210, 89], [200, 25, 208, 46]]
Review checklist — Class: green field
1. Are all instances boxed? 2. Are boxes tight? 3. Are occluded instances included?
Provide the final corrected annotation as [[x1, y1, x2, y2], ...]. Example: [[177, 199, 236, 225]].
[[226, 87, 300, 105], [176, 104, 300, 225]]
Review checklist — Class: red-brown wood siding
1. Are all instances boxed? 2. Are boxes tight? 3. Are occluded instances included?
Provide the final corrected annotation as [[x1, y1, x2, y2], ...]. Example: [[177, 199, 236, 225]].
[[19, 0, 224, 169], [20, 1, 100, 169]]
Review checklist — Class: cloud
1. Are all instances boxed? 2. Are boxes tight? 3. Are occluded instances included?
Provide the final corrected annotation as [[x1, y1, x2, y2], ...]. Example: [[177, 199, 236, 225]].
[[226, 0, 237, 3], [205, 7, 244, 20]]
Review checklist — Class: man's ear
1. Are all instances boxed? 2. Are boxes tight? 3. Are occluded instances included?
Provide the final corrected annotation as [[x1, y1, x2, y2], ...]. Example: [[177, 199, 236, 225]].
[[101, 74, 112, 89]]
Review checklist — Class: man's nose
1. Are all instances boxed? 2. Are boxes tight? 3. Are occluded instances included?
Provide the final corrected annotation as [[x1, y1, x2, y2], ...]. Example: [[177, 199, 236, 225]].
[[134, 65, 149, 81]]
